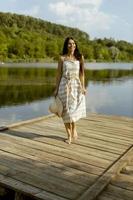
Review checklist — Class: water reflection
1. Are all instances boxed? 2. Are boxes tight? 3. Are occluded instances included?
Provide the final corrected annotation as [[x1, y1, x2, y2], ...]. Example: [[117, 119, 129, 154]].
[[86, 79, 133, 116], [0, 99, 50, 125], [0, 84, 53, 107], [0, 66, 133, 126], [0, 67, 132, 107]]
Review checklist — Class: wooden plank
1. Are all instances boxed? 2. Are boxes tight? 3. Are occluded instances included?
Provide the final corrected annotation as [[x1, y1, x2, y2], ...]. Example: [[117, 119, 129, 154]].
[[80, 119, 126, 130], [0, 174, 68, 200], [88, 113, 133, 123], [97, 184, 133, 200], [23, 126, 129, 154], [0, 163, 9, 175], [96, 195, 115, 200], [23, 123, 133, 145], [45, 117, 133, 129], [0, 151, 97, 187], [77, 126, 133, 142], [0, 145, 104, 175], [0, 134, 112, 168], [11, 171, 85, 200], [35, 191, 70, 200], [78, 124, 133, 136], [111, 174, 133, 191], [10, 125, 129, 154], [77, 123, 133, 137], [0, 162, 84, 200], [44, 115, 133, 134], [77, 146, 133, 200], [0, 113, 132, 200], [29, 120, 133, 143], [75, 130, 132, 146], [74, 139, 127, 154], [121, 165, 133, 175], [85, 114, 133, 126], [78, 118, 133, 132], [86, 115, 133, 128], [0, 174, 42, 197], [5, 127, 119, 161]]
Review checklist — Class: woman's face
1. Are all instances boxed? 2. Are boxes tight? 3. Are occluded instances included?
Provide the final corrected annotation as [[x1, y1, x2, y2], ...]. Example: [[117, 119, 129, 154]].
[[67, 39, 76, 52]]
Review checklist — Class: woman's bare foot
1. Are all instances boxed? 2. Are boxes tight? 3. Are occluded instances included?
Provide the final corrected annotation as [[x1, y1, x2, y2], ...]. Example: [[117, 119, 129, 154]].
[[64, 137, 71, 144], [72, 130, 78, 140]]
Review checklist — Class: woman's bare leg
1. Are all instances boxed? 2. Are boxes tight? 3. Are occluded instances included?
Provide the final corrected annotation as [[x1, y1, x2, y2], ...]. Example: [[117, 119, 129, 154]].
[[64, 123, 72, 144], [72, 122, 78, 140]]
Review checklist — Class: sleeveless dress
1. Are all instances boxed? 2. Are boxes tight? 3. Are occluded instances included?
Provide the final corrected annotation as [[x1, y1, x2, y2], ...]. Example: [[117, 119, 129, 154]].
[[58, 60, 86, 123]]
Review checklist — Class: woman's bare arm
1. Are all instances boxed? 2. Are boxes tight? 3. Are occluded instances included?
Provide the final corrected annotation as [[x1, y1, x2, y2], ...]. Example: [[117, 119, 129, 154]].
[[54, 56, 63, 96], [79, 55, 86, 94]]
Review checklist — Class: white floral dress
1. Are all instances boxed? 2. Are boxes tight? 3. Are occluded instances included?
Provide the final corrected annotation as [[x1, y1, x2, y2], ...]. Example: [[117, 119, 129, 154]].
[[58, 60, 86, 123]]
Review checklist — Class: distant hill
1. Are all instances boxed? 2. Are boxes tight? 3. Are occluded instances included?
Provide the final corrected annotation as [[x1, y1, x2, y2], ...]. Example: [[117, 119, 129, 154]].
[[0, 12, 133, 62]]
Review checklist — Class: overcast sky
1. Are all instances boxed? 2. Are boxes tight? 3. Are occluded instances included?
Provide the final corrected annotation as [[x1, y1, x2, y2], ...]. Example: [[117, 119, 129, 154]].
[[0, 0, 132, 42]]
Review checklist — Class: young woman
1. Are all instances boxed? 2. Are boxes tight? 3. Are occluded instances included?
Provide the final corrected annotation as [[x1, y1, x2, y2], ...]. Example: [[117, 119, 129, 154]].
[[54, 37, 86, 144]]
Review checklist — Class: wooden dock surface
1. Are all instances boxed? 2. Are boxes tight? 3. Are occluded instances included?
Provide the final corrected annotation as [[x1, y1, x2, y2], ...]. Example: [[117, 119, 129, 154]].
[[0, 113, 133, 200]]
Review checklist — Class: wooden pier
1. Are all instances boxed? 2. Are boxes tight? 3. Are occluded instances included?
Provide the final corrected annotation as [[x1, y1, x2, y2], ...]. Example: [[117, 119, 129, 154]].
[[0, 113, 133, 200]]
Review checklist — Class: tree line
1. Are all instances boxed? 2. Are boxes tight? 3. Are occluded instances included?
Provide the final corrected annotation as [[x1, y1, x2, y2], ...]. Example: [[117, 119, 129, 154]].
[[0, 12, 133, 62]]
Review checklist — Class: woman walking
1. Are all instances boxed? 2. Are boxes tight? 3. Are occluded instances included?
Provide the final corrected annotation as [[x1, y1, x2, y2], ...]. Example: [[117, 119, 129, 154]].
[[54, 37, 86, 144]]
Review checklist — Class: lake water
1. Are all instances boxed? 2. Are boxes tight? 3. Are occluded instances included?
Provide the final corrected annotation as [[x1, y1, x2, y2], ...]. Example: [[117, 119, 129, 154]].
[[0, 63, 133, 127]]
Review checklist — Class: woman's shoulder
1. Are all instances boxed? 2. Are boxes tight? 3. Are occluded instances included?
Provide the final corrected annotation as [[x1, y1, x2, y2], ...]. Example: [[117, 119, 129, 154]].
[[80, 54, 84, 63], [58, 55, 66, 62], [80, 54, 84, 60]]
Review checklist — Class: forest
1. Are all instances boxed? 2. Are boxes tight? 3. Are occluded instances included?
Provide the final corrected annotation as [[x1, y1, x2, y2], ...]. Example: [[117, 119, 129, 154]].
[[0, 12, 133, 62]]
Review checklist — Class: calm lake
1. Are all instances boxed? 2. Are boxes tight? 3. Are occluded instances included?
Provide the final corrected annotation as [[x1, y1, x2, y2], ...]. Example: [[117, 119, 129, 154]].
[[0, 63, 133, 127]]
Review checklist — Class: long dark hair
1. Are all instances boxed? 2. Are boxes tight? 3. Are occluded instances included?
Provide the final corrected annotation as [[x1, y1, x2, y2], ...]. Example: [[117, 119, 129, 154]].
[[62, 37, 84, 75]]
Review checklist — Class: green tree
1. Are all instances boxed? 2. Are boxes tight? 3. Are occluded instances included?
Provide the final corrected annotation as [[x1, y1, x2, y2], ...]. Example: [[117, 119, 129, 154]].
[[45, 39, 59, 59], [0, 12, 132, 62], [109, 46, 119, 62]]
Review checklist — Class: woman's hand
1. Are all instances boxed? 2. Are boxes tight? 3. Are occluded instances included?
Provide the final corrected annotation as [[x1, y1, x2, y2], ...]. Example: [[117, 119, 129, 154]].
[[82, 87, 86, 95]]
